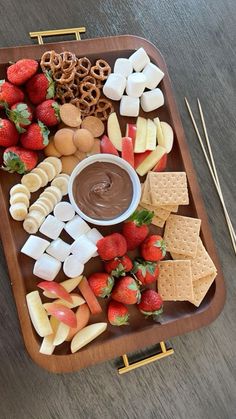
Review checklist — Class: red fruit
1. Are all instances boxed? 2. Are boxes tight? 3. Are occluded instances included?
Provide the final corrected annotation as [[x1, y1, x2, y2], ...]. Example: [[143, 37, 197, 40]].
[[20, 121, 49, 150], [152, 153, 167, 172], [26, 71, 55, 105], [125, 123, 136, 147], [104, 255, 133, 277], [111, 276, 141, 305], [78, 277, 102, 315], [132, 259, 159, 285], [0, 118, 19, 147], [2, 146, 38, 174], [37, 281, 73, 303], [122, 137, 134, 167], [7, 102, 33, 133], [100, 135, 119, 155], [137, 289, 163, 317], [122, 209, 153, 251], [134, 150, 151, 169], [35, 99, 60, 127], [7, 59, 38, 86], [45, 303, 77, 328], [141, 235, 166, 262], [108, 300, 129, 326], [97, 233, 127, 261], [0, 80, 24, 108], [88, 272, 114, 298]]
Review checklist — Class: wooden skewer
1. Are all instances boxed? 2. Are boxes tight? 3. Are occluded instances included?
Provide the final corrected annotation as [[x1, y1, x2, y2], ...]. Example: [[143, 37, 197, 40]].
[[185, 97, 236, 253]]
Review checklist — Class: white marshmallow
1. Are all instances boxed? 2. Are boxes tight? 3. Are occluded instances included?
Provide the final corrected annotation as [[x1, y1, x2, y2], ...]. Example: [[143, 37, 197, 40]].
[[142, 63, 164, 89], [53, 202, 75, 222], [103, 73, 126, 101], [65, 215, 90, 240], [86, 228, 103, 257], [120, 95, 140, 117], [126, 72, 146, 98], [63, 255, 84, 278], [70, 234, 97, 264], [21, 235, 50, 260], [114, 58, 133, 78], [128, 47, 150, 72], [39, 215, 65, 240], [46, 238, 71, 262], [33, 254, 61, 281], [141, 88, 164, 112]]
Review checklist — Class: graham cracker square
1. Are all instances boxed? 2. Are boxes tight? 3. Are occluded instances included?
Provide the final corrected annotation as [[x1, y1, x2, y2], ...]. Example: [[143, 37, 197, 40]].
[[158, 260, 193, 301], [164, 214, 201, 257], [189, 271, 217, 307], [148, 172, 189, 206]]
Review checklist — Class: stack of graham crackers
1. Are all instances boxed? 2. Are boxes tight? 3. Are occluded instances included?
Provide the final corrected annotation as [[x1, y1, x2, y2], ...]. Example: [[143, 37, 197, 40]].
[[139, 172, 189, 228], [158, 214, 217, 306]]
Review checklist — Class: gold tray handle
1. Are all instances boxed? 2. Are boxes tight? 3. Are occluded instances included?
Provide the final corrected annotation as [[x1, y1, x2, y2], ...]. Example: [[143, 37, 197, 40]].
[[118, 341, 174, 374], [29, 27, 86, 45]]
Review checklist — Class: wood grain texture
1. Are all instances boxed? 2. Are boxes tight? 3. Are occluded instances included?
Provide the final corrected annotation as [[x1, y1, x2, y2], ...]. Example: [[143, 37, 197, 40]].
[[0, 0, 235, 417]]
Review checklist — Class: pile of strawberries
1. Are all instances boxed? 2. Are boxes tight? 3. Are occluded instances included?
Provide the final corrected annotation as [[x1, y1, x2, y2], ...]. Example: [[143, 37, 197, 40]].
[[0, 58, 60, 174], [87, 209, 166, 326]]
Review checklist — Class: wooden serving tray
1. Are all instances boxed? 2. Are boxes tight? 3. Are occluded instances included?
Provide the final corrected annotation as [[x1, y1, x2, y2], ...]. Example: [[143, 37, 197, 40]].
[[0, 35, 226, 373]]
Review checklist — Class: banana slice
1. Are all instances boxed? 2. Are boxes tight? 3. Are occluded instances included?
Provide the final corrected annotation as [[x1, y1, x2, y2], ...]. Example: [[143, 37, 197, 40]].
[[29, 210, 45, 226], [10, 184, 31, 199], [40, 191, 58, 207], [32, 167, 49, 187], [57, 173, 70, 181], [51, 176, 69, 196], [37, 162, 56, 182], [10, 192, 29, 207], [21, 173, 42, 193], [37, 197, 54, 213], [10, 203, 28, 221], [29, 202, 48, 217], [44, 186, 62, 202], [43, 157, 62, 177], [23, 216, 39, 234]]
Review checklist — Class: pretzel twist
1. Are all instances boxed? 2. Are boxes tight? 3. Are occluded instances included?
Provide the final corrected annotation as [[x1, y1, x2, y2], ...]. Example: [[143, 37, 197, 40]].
[[90, 59, 111, 81]]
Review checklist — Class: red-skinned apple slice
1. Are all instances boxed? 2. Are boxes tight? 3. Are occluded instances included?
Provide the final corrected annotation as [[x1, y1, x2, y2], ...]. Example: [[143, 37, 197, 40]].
[[121, 137, 134, 167], [38, 281, 73, 303], [44, 303, 77, 328], [134, 117, 147, 153], [49, 293, 85, 309], [125, 123, 136, 147], [152, 153, 167, 172], [78, 277, 102, 315], [134, 150, 151, 169], [53, 322, 70, 346], [146, 119, 157, 150], [26, 291, 53, 337], [136, 145, 166, 176], [66, 303, 90, 341], [160, 121, 174, 153], [107, 112, 122, 151], [71, 323, 107, 353], [43, 276, 83, 299], [100, 135, 119, 155], [39, 316, 59, 355]]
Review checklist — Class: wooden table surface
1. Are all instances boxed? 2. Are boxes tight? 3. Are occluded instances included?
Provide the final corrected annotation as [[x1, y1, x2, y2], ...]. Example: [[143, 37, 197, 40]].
[[0, 0, 235, 418]]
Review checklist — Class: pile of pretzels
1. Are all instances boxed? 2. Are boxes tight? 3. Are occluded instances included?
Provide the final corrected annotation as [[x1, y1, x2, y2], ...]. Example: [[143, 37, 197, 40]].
[[40, 50, 114, 120]]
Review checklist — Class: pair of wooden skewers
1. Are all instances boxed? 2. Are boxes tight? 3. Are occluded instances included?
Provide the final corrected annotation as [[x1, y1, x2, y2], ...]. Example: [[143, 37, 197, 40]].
[[185, 98, 236, 255]]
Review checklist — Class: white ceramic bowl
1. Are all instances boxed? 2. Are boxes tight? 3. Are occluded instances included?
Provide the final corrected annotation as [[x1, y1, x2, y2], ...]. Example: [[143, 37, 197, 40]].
[[68, 154, 141, 226]]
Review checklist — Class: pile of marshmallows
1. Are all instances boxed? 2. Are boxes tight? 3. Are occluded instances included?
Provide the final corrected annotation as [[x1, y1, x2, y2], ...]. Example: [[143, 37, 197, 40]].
[[103, 47, 164, 117], [21, 203, 103, 281]]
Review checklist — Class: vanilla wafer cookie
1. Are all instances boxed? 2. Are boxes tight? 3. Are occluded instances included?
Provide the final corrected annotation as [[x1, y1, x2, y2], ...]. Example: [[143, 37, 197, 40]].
[[148, 172, 189, 206], [189, 271, 217, 307], [158, 260, 193, 301], [164, 214, 201, 257]]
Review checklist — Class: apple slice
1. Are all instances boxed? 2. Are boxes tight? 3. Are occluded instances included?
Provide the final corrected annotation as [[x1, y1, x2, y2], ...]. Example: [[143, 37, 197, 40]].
[[38, 281, 73, 303], [100, 135, 119, 155], [136, 145, 166, 176], [66, 303, 90, 341], [152, 153, 167, 172], [134, 117, 147, 153], [107, 112, 122, 151], [43, 276, 83, 299], [26, 291, 53, 337], [146, 119, 157, 150], [39, 316, 59, 355], [125, 123, 136, 147], [160, 121, 174, 153], [122, 137, 134, 167], [53, 322, 70, 346], [71, 323, 107, 353], [153, 116, 165, 145], [134, 150, 151, 169], [44, 303, 77, 328], [78, 277, 102, 315], [44, 293, 85, 309]]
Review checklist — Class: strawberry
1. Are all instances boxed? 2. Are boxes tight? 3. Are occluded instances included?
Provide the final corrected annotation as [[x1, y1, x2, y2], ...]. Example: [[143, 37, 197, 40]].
[[0, 80, 24, 108], [100, 135, 119, 155], [104, 255, 133, 277], [108, 300, 129, 326], [152, 153, 167, 172], [134, 150, 151, 169], [0, 118, 19, 147], [132, 259, 159, 285], [122, 137, 134, 167], [111, 276, 141, 305], [141, 235, 166, 262], [6, 102, 33, 133], [20, 121, 49, 150], [35, 99, 60, 127], [122, 209, 153, 251], [97, 233, 127, 261], [137, 289, 163, 317], [2, 146, 38, 174], [26, 71, 55, 105], [87, 272, 114, 298], [7, 59, 38, 86]]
